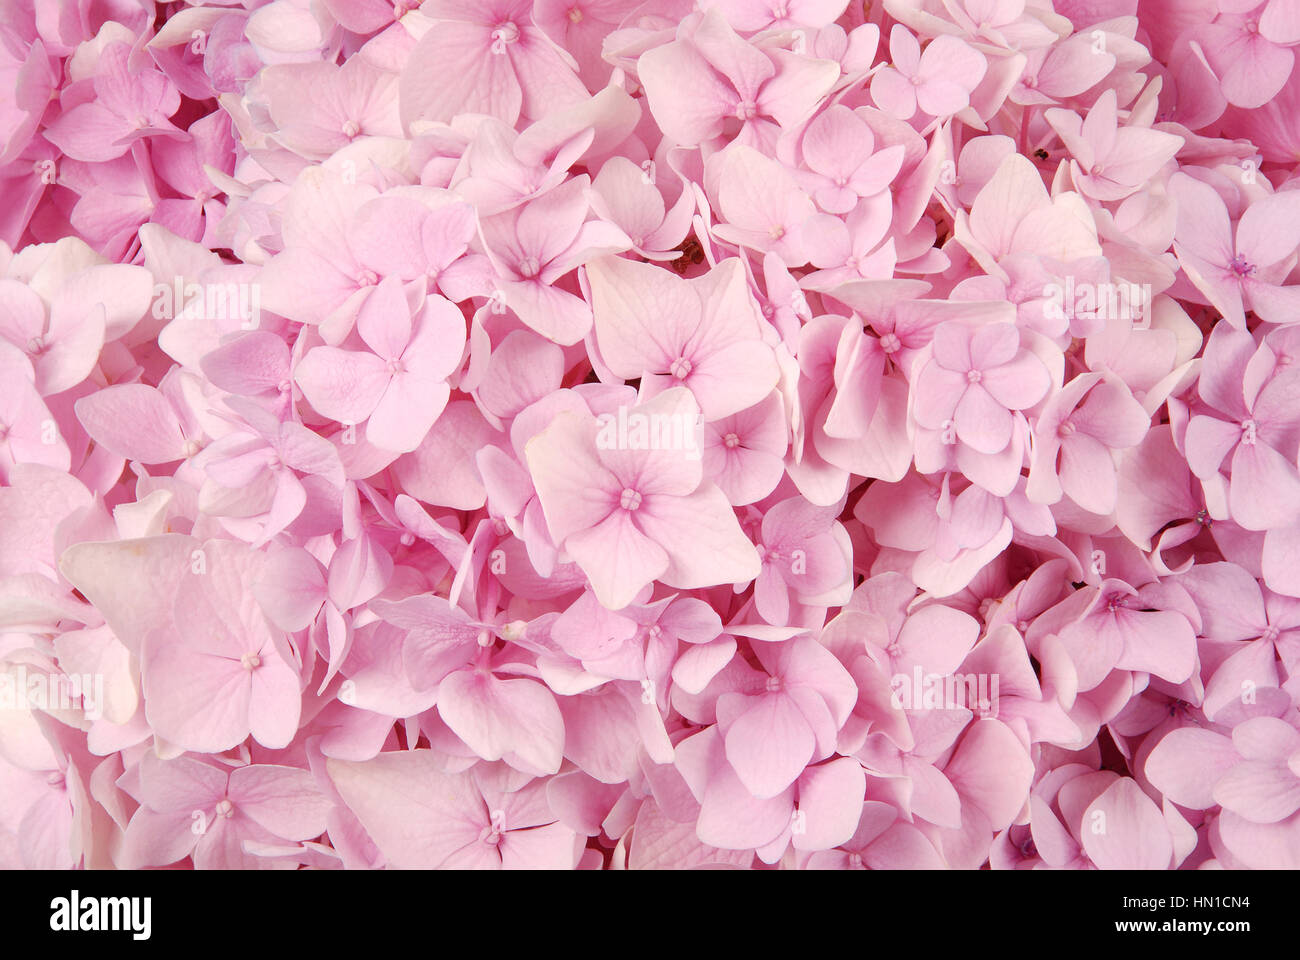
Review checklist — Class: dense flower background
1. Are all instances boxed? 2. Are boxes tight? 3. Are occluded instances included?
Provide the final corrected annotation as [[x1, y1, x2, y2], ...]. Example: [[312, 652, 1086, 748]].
[[4, 0, 1300, 870]]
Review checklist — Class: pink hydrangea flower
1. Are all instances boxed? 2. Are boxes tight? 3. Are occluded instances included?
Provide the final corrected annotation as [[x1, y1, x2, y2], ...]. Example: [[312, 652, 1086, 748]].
[[7, 0, 1300, 874]]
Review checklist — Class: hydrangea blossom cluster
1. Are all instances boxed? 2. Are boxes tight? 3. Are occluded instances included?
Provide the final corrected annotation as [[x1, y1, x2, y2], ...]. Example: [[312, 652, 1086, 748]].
[[5, 0, 1300, 871]]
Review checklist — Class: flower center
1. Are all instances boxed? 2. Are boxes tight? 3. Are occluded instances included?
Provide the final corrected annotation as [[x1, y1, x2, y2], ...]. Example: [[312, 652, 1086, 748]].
[[723, 432, 741, 449], [241, 652, 261, 671], [568, 6, 583, 22], [26, 336, 45, 355], [518, 256, 540, 279], [215, 798, 235, 818], [669, 356, 692, 379], [735, 100, 757, 120], [966, 369, 982, 383], [492, 21, 520, 44], [356, 269, 378, 287], [1057, 419, 1075, 437], [341, 120, 360, 139], [765, 676, 782, 693], [880, 333, 901, 354], [1263, 624, 1281, 643], [619, 487, 643, 511], [1229, 254, 1257, 278]]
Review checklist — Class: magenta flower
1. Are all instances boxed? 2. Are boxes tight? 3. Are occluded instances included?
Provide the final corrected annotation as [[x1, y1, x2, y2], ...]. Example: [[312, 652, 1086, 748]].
[[588, 255, 779, 420], [0, 343, 68, 479], [869, 26, 988, 121], [44, 43, 186, 163], [1027, 372, 1150, 514], [525, 387, 760, 609], [638, 7, 839, 149], [399, 0, 589, 129], [1034, 579, 1198, 692], [1169, 173, 1300, 327], [1184, 322, 1300, 531], [912, 320, 1050, 456], [1045, 89, 1184, 203], [752, 495, 850, 625], [295, 279, 466, 453], [328, 750, 581, 868], [1147, 717, 1300, 867], [479, 177, 631, 345], [121, 753, 330, 869], [259, 56, 402, 161], [710, 635, 857, 798], [12, 0, 1300, 874], [139, 541, 304, 752]]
